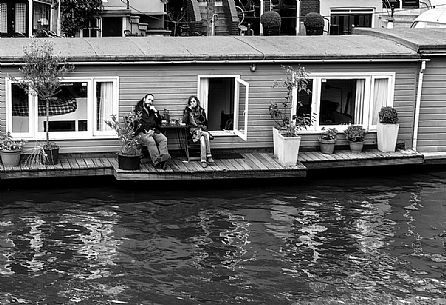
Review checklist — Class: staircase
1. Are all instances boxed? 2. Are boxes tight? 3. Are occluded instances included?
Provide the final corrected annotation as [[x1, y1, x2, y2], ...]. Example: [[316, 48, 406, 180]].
[[198, 0, 235, 35]]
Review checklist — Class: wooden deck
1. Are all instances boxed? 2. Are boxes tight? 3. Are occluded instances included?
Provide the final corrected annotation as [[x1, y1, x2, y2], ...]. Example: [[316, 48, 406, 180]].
[[0, 149, 425, 181], [0, 152, 307, 181], [299, 149, 424, 169]]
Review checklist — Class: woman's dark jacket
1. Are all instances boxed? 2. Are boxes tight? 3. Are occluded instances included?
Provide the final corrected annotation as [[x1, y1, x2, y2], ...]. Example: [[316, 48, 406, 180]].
[[182, 106, 208, 129], [134, 105, 162, 134]]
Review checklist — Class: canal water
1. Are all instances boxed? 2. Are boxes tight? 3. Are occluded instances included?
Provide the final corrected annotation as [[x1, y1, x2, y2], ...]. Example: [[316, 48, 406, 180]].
[[0, 171, 445, 305]]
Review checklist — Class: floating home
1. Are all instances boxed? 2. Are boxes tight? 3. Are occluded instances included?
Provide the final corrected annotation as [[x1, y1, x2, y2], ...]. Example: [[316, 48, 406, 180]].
[[355, 28, 446, 154], [0, 35, 424, 157]]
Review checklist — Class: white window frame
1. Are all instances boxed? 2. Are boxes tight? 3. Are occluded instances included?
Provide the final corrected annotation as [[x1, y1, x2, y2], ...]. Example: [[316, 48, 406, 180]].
[[197, 75, 250, 140], [291, 72, 395, 133], [6, 76, 119, 140]]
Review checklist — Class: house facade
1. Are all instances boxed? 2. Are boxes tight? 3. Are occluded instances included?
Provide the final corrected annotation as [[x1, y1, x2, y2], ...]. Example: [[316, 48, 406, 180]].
[[0, 35, 420, 153]]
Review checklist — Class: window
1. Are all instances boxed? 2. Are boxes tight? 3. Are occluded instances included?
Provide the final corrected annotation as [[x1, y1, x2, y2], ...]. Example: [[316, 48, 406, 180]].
[[6, 77, 119, 139], [291, 73, 394, 132], [14, 2, 26, 34], [330, 8, 373, 35], [81, 18, 100, 37], [33, 2, 51, 33], [0, 3, 7, 34], [197, 75, 250, 140]]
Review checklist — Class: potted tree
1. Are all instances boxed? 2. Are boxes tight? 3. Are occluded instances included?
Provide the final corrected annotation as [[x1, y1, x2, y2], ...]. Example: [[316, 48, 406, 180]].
[[0, 132, 26, 167], [260, 11, 281, 36], [318, 128, 337, 154], [344, 125, 367, 153], [377, 106, 399, 152], [105, 112, 143, 170], [269, 65, 313, 166], [304, 12, 324, 35], [16, 40, 73, 165]]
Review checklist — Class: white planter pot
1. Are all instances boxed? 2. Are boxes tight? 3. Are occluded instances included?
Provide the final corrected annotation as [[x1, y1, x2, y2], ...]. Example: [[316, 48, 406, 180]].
[[272, 127, 301, 166], [377, 123, 399, 152]]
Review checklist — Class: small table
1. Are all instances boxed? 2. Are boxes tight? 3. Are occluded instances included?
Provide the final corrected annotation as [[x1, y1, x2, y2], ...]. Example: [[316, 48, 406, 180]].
[[161, 123, 190, 160]]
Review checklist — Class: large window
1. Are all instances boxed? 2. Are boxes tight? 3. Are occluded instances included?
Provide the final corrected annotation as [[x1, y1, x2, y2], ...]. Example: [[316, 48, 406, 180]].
[[292, 73, 395, 132], [330, 8, 373, 35], [6, 77, 119, 139], [0, 1, 28, 37]]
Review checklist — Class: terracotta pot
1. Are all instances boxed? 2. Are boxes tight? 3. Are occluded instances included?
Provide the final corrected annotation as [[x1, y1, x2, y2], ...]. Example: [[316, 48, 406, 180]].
[[118, 153, 140, 170], [0, 149, 21, 167], [319, 138, 336, 154], [349, 141, 364, 153]]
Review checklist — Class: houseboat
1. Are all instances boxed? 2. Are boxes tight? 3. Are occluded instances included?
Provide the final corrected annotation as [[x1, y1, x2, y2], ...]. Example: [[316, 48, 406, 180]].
[[0, 34, 423, 156]]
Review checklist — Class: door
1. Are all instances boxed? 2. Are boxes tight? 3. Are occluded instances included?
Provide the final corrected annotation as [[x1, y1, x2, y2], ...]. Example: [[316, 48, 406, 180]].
[[233, 78, 249, 140]]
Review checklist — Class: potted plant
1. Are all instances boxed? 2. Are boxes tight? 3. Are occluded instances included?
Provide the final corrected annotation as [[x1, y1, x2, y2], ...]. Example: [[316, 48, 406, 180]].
[[260, 11, 281, 36], [15, 40, 73, 165], [0, 132, 26, 167], [269, 65, 313, 166], [304, 12, 324, 35], [344, 125, 366, 153], [377, 106, 399, 152], [105, 112, 143, 170], [318, 128, 337, 154]]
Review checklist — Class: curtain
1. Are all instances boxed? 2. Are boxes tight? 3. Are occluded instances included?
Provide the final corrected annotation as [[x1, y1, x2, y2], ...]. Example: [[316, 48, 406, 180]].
[[354, 79, 366, 124], [371, 78, 389, 125], [33, 3, 51, 31], [0, 3, 7, 33], [15, 3, 26, 34], [199, 77, 209, 111], [97, 82, 114, 131]]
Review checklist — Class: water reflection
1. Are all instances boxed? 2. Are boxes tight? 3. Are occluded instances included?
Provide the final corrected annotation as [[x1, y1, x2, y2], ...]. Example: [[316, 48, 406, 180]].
[[0, 174, 445, 304]]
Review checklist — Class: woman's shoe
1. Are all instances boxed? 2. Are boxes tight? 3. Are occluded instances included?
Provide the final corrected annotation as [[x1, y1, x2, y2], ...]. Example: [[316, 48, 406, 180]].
[[207, 157, 215, 165], [201, 161, 208, 168]]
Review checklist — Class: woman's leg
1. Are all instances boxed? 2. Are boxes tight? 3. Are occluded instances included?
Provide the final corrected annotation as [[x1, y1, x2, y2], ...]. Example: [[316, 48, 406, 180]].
[[201, 132, 213, 163]]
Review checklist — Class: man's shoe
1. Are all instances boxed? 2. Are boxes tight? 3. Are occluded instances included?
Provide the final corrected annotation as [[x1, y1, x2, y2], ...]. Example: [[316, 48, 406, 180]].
[[155, 161, 167, 170], [160, 153, 171, 162]]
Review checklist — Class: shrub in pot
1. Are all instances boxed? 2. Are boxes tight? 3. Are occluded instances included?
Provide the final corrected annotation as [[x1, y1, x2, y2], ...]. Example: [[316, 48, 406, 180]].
[[0, 132, 26, 167], [269, 65, 313, 166], [377, 106, 399, 152], [105, 112, 143, 170], [260, 11, 281, 36], [304, 12, 324, 35], [344, 125, 366, 153], [318, 128, 337, 154]]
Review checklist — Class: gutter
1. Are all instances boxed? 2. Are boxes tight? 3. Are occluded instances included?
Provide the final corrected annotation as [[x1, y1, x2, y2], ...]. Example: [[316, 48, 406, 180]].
[[412, 59, 428, 151], [0, 58, 423, 66]]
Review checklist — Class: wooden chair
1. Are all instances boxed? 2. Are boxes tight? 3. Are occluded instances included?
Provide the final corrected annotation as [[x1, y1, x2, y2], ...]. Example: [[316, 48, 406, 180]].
[[186, 131, 214, 162]]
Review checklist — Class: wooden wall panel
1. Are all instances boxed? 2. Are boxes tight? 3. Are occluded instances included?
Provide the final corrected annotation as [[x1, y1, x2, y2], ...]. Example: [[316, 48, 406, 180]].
[[416, 58, 446, 152], [0, 61, 419, 153]]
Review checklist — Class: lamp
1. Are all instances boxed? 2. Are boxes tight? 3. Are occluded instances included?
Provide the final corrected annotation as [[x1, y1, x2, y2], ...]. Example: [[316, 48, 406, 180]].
[[250, 63, 257, 72]]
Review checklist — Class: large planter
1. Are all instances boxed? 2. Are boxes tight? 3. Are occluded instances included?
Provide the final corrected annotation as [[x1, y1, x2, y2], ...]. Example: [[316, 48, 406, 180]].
[[377, 123, 399, 152], [349, 141, 364, 153], [118, 153, 140, 170], [42, 147, 60, 165], [0, 149, 22, 166], [319, 138, 336, 154], [272, 127, 301, 166]]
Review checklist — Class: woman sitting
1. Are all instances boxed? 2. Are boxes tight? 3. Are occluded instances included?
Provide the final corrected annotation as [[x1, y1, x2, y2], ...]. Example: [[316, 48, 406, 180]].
[[182, 95, 214, 168]]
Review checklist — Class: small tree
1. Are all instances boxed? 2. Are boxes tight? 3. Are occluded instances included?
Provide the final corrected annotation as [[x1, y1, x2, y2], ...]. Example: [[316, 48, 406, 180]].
[[61, 0, 103, 37], [17, 40, 73, 149]]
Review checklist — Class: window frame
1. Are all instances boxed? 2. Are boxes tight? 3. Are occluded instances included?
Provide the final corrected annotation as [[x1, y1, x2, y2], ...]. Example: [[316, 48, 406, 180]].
[[291, 72, 395, 133], [6, 76, 120, 140], [197, 74, 250, 140]]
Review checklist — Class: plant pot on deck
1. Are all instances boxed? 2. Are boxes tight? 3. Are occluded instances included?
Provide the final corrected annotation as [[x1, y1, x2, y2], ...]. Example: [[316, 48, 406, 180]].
[[319, 138, 336, 154], [349, 141, 364, 153], [0, 149, 22, 166], [118, 153, 140, 170], [272, 127, 301, 166], [377, 122, 399, 152], [42, 147, 60, 165]]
